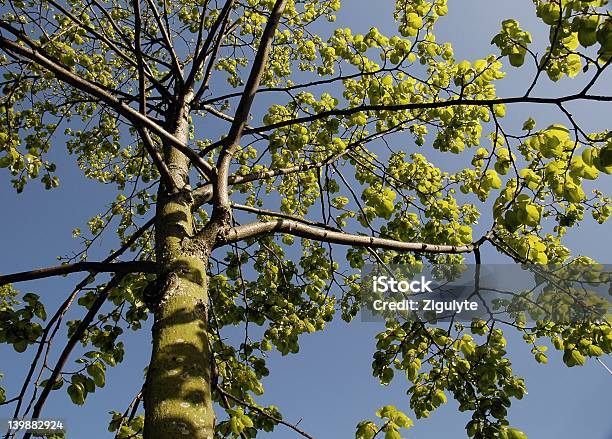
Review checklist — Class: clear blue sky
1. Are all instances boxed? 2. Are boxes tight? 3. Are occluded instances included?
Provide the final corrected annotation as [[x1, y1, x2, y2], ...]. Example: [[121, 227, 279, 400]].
[[1, 0, 611, 438]]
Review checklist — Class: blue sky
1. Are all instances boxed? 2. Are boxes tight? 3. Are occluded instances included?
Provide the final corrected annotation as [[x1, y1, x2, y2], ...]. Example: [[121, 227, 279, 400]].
[[1, 0, 611, 438]]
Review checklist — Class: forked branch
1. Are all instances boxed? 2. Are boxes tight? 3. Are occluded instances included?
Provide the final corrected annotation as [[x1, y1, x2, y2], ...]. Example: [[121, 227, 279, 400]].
[[214, 0, 287, 209]]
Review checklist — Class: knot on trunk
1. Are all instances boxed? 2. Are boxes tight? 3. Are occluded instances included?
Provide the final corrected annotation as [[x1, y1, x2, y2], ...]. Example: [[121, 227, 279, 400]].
[[159, 184, 194, 205], [211, 205, 233, 236], [142, 272, 172, 312]]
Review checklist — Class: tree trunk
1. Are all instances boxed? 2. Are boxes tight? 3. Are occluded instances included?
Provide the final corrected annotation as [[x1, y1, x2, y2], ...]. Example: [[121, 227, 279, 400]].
[[144, 102, 216, 438]]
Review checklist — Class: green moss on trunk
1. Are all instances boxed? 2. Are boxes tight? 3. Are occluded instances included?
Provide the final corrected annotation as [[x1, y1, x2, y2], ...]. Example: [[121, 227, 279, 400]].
[[144, 106, 216, 438], [144, 257, 214, 439]]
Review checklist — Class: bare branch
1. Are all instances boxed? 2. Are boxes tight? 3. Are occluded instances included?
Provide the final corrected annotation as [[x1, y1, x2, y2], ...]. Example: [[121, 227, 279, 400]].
[[192, 157, 339, 208], [231, 203, 338, 231], [219, 219, 489, 254], [139, 129, 180, 190], [192, 184, 214, 208], [195, 63, 401, 108], [200, 104, 267, 138], [524, 7, 564, 97], [142, 0, 183, 82], [242, 94, 612, 136], [113, 387, 144, 439], [0, 261, 156, 286], [192, 12, 242, 104]]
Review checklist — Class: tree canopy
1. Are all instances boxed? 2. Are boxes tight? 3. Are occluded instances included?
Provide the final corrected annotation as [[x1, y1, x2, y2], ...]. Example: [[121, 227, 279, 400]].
[[0, 0, 611, 438]]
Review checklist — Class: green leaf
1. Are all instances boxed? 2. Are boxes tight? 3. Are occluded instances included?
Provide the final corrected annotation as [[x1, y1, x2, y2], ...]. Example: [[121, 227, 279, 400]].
[[67, 383, 85, 405], [384, 430, 402, 439], [356, 421, 377, 439], [522, 117, 536, 131], [13, 340, 27, 353], [87, 362, 106, 388], [22, 293, 40, 305], [432, 389, 448, 406], [34, 302, 47, 321], [507, 427, 528, 439], [571, 349, 586, 366], [535, 353, 548, 364]]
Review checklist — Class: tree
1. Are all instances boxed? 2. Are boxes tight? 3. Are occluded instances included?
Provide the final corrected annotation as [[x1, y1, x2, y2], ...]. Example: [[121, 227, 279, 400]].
[[0, 0, 610, 438]]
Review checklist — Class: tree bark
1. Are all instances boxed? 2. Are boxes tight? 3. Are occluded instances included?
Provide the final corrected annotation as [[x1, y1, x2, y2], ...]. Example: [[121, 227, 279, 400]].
[[144, 100, 216, 439]]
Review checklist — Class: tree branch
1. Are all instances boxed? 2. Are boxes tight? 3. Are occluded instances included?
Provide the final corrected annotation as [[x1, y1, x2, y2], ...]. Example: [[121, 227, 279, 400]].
[[231, 203, 338, 231], [42, 0, 172, 101], [192, 157, 337, 209], [192, 121, 406, 208], [142, 0, 183, 82], [195, 64, 398, 108], [185, 0, 235, 93], [198, 104, 269, 142], [88, 0, 136, 51], [242, 94, 612, 136], [132, 0, 178, 191], [214, 0, 287, 210], [23, 274, 127, 438], [114, 387, 144, 439], [0, 261, 156, 286], [9, 218, 155, 421], [192, 8, 241, 104], [216, 386, 316, 439], [218, 219, 488, 254], [0, 32, 215, 180], [200, 92, 612, 154]]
